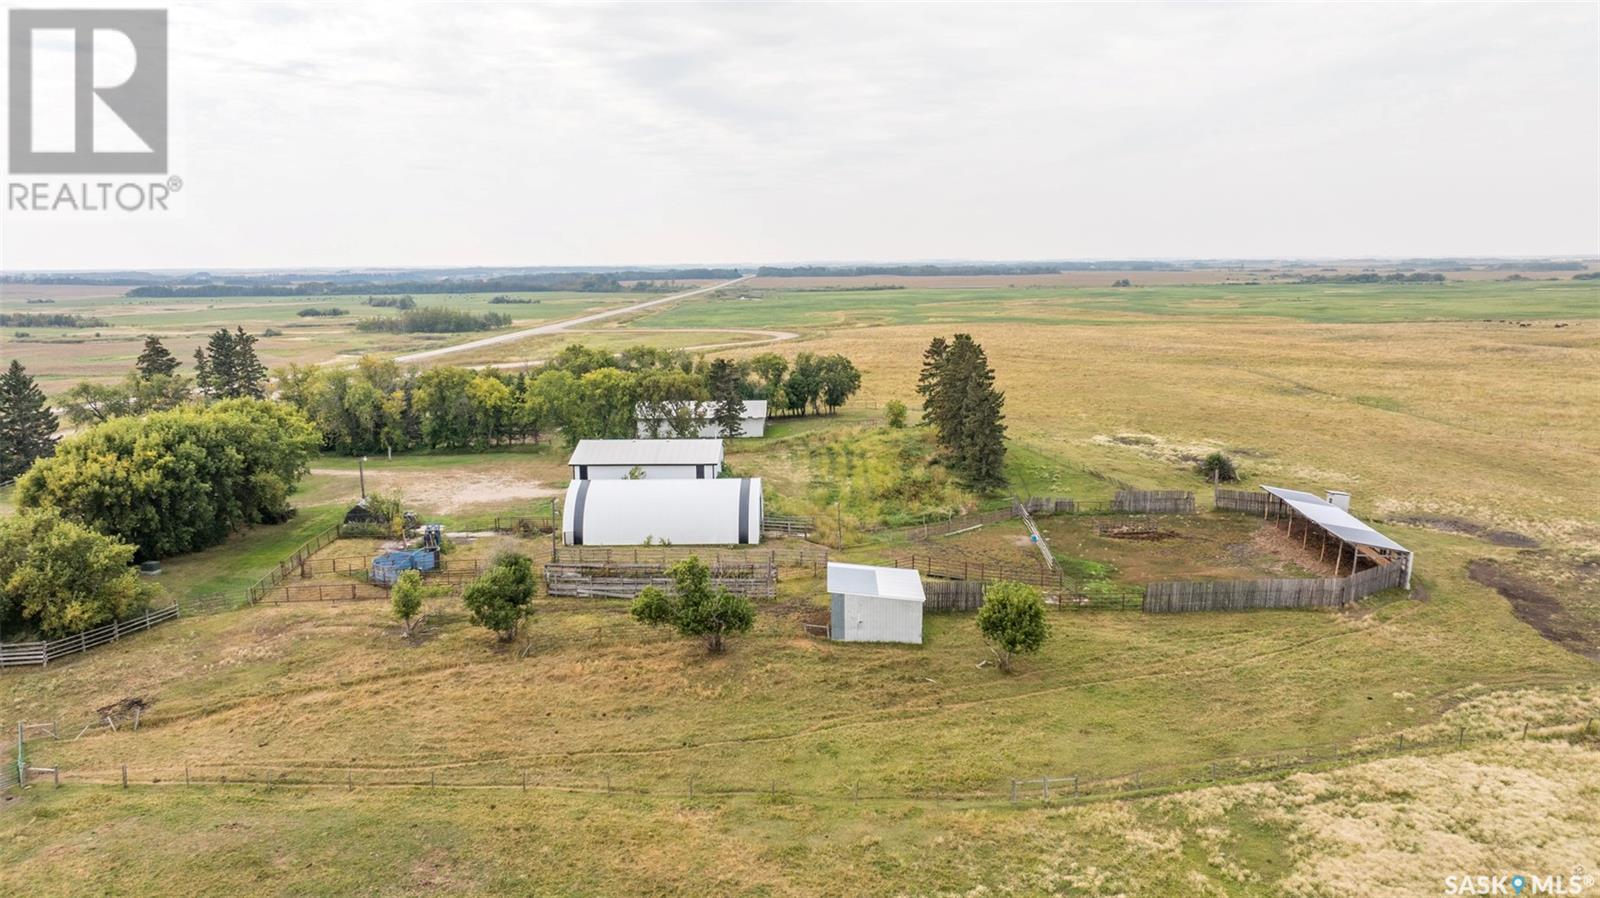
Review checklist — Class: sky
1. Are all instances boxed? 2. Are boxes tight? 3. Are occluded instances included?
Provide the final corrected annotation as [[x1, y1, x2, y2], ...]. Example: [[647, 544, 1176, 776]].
[[3, 0, 1597, 271]]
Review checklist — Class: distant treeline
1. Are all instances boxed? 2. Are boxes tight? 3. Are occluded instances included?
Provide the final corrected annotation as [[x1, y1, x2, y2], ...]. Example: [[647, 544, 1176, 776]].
[[1293, 272, 1446, 284], [1488, 261, 1587, 271], [488, 295, 541, 304], [119, 269, 742, 298], [354, 308, 513, 333], [0, 312, 108, 328], [1571, 272, 1600, 280], [365, 295, 416, 309], [296, 307, 349, 317], [754, 262, 1189, 277]]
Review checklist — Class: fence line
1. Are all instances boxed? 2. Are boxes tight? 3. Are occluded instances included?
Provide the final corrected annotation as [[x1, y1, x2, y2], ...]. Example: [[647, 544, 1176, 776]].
[[551, 544, 829, 570], [1112, 490, 1196, 514], [17, 717, 1593, 801], [922, 580, 987, 612], [1213, 487, 1269, 514], [0, 603, 181, 669], [243, 525, 345, 604], [1143, 560, 1409, 613], [545, 561, 777, 599]]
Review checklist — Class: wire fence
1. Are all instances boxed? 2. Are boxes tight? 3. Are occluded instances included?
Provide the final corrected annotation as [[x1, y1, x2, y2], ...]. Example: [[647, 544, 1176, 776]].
[[0, 604, 181, 669], [11, 717, 1595, 801]]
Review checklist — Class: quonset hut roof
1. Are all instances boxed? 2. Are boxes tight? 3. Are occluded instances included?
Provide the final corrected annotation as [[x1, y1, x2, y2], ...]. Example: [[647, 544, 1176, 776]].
[[1260, 486, 1409, 554], [826, 562, 926, 603], [567, 438, 724, 467]]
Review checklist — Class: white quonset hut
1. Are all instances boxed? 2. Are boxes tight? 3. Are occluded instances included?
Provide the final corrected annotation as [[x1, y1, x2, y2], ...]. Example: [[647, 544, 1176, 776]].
[[826, 562, 926, 645], [635, 400, 769, 438], [562, 478, 762, 546], [567, 439, 723, 480]]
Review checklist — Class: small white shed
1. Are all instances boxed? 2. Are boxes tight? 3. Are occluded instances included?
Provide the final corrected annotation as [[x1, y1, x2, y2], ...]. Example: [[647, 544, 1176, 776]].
[[562, 478, 762, 546], [567, 439, 723, 480], [826, 562, 925, 645], [635, 400, 768, 438]]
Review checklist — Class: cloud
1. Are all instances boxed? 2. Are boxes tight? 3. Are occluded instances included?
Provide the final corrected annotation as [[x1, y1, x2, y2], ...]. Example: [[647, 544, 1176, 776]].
[[3, 0, 1595, 269]]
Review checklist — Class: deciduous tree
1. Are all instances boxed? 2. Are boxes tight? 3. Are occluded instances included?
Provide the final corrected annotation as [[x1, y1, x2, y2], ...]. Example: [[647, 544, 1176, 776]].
[[630, 556, 755, 653], [975, 580, 1049, 672]]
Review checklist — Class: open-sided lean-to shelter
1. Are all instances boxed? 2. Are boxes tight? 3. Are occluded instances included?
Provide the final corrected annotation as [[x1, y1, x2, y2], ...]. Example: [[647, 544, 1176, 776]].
[[561, 478, 762, 546], [1260, 486, 1413, 587], [567, 438, 724, 480], [826, 562, 926, 645]]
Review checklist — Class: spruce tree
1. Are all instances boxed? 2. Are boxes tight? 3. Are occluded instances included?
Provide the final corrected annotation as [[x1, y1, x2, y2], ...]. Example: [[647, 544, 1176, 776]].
[[0, 360, 59, 479], [135, 335, 180, 379], [229, 327, 267, 398], [915, 336, 948, 423], [707, 358, 746, 438]]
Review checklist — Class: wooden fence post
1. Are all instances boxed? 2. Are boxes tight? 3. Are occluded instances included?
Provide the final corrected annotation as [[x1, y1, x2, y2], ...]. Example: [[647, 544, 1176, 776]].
[[121, 765, 127, 788]]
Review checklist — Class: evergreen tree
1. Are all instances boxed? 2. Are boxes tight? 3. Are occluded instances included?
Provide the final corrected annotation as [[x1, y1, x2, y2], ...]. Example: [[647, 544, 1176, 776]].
[[135, 335, 180, 379], [0, 360, 58, 479], [229, 327, 268, 398], [707, 358, 746, 437], [194, 328, 267, 399], [918, 334, 1007, 489]]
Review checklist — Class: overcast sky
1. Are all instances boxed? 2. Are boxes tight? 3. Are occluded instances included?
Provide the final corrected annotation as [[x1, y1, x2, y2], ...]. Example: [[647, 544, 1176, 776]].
[[3, 0, 1597, 271]]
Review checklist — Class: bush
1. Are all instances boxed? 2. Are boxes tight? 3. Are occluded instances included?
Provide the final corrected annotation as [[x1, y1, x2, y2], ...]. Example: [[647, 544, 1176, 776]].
[[296, 307, 348, 317], [0, 509, 156, 639], [1195, 451, 1239, 483], [976, 580, 1049, 672], [356, 308, 513, 334], [462, 551, 536, 641], [884, 399, 907, 428], [630, 556, 754, 653]]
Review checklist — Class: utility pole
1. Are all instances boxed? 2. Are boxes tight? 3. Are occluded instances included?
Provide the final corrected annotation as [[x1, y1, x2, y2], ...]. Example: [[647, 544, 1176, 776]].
[[359, 456, 368, 499]]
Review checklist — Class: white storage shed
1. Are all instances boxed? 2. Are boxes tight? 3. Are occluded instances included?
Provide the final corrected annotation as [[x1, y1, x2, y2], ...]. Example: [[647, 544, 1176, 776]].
[[636, 400, 768, 438], [562, 478, 763, 546], [827, 562, 926, 645], [567, 439, 724, 480]]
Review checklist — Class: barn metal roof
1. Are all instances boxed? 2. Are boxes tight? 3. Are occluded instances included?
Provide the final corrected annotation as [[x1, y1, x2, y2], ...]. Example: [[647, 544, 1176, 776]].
[[567, 439, 724, 466], [635, 400, 768, 419], [826, 562, 926, 603], [1261, 486, 1410, 554]]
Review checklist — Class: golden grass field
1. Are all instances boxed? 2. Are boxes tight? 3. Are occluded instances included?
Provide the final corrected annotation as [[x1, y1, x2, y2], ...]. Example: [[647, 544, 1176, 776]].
[[1, 275, 1597, 896]]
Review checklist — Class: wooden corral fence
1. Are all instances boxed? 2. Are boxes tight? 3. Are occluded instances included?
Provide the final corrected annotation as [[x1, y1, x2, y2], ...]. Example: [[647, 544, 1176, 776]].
[[299, 555, 487, 579], [1212, 487, 1270, 514], [550, 544, 829, 570], [1143, 560, 1409, 613], [244, 524, 343, 604], [891, 553, 1064, 591], [258, 569, 479, 603], [1112, 490, 1195, 514], [0, 603, 180, 668], [922, 580, 987, 612], [545, 561, 777, 599]]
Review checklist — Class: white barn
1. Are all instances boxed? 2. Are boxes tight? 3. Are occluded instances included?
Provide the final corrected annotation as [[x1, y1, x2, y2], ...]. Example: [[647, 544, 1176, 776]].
[[636, 400, 768, 438], [827, 562, 925, 645], [567, 439, 723, 480], [562, 478, 763, 546]]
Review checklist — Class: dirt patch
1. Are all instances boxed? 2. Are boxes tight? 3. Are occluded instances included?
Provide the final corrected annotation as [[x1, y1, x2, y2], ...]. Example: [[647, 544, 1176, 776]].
[[308, 467, 558, 512], [1468, 559, 1596, 659], [1392, 514, 1539, 548], [1095, 522, 1179, 541]]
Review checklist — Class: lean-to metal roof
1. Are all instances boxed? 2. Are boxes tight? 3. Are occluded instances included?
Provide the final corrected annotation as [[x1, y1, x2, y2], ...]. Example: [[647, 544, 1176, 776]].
[[567, 439, 724, 467], [826, 562, 926, 603], [1261, 486, 1410, 554]]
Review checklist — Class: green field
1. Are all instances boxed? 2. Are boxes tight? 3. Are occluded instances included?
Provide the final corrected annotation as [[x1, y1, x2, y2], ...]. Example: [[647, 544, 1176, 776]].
[[2, 274, 1597, 896]]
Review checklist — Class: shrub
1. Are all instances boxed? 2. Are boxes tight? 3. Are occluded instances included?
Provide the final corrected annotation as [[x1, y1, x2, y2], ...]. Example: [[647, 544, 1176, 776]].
[[884, 399, 907, 428], [976, 580, 1049, 672], [630, 556, 754, 653], [1195, 451, 1239, 483], [462, 552, 536, 641]]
